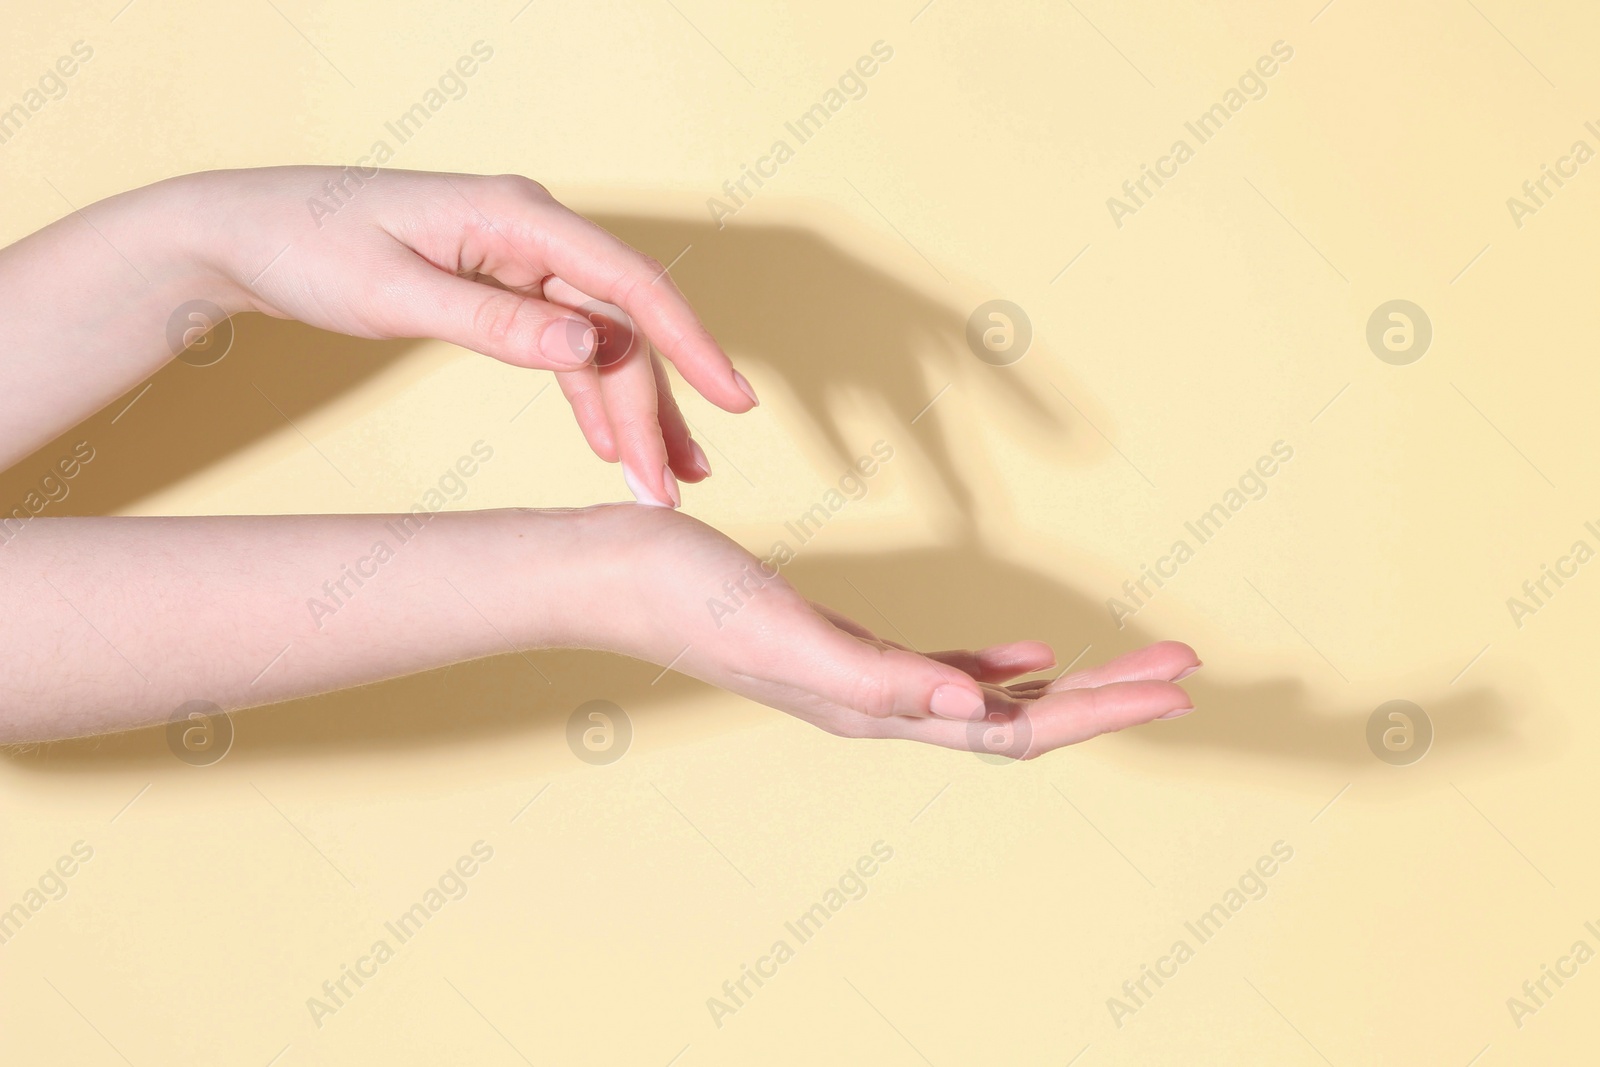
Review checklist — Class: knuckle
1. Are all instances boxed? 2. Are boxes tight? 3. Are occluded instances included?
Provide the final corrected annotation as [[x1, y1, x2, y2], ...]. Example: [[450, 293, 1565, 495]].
[[473, 290, 536, 349], [616, 257, 665, 304], [847, 667, 898, 719], [609, 256, 666, 315], [652, 318, 695, 361], [494, 173, 551, 200], [1078, 687, 1114, 729]]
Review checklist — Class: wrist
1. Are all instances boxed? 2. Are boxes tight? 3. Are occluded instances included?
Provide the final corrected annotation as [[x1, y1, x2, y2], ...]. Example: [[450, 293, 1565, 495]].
[[414, 505, 650, 655], [82, 175, 250, 323], [119, 172, 257, 315]]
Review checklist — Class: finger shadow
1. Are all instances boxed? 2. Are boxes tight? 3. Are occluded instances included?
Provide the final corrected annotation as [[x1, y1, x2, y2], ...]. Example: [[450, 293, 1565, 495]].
[[590, 209, 1075, 525]]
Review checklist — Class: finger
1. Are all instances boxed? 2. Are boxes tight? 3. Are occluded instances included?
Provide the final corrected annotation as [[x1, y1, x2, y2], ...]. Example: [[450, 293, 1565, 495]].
[[1049, 641, 1200, 692], [650, 351, 710, 483], [889, 679, 1194, 757], [926, 641, 1056, 683], [595, 328, 679, 508], [1026, 679, 1195, 749], [543, 280, 702, 488], [382, 254, 598, 371], [755, 600, 991, 721], [520, 200, 758, 413], [543, 281, 677, 506], [555, 366, 617, 462], [821, 641, 992, 721], [542, 278, 626, 465]]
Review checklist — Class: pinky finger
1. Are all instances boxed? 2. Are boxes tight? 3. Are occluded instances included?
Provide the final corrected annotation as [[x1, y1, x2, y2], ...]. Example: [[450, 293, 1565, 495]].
[[927, 641, 1056, 683], [887, 679, 1193, 757], [1025, 680, 1194, 751], [651, 352, 709, 483]]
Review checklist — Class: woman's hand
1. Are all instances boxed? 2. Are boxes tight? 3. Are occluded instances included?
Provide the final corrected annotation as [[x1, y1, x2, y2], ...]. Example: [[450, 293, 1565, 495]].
[[579, 505, 1199, 758], [0, 167, 754, 501], [173, 167, 754, 507]]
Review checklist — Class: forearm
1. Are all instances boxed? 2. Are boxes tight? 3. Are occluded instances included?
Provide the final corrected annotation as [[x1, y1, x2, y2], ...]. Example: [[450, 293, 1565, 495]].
[[0, 177, 238, 470], [0, 508, 626, 743]]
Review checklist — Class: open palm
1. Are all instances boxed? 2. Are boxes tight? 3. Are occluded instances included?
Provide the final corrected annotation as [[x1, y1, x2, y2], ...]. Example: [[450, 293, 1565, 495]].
[[581, 505, 1199, 759]]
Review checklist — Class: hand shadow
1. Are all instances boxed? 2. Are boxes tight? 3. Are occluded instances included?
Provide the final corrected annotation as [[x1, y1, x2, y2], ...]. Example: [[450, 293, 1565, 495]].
[[591, 209, 1519, 774], [2, 202, 1515, 779], [784, 547, 1514, 771], [0, 316, 428, 518]]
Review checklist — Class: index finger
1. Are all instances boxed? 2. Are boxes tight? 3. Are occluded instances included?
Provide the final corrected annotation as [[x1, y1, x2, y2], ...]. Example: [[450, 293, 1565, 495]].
[[492, 191, 759, 414]]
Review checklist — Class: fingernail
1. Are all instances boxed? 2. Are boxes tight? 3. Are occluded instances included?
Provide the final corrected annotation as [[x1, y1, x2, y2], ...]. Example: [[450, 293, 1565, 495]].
[[1174, 662, 1203, 681], [622, 463, 672, 508], [733, 370, 759, 407], [930, 684, 986, 721], [661, 464, 681, 508], [540, 317, 596, 367], [688, 440, 712, 476], [1158, 706, 1195, 720]]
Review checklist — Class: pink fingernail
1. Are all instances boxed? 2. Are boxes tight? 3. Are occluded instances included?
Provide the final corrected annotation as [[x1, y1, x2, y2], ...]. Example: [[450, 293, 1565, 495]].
[[1174, 662, 1203, 681], [661, 464, 681, 508], [1158, 706, 1195, 720], [733, 370, 759, 407], [930, 684, 986, 720], [688, 440, 712, 476], [541, 317, 596, 367], [622, 464, 672, 508]]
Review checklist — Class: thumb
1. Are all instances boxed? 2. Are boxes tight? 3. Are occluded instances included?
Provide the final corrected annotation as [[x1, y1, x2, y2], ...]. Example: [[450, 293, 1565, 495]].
[[384, 264, 598, 370], [808, 632, 992, 721]]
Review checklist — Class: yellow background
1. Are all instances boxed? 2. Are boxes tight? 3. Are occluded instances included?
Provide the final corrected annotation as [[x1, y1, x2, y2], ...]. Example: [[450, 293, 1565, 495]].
[[2, 1, 1596, 1063]]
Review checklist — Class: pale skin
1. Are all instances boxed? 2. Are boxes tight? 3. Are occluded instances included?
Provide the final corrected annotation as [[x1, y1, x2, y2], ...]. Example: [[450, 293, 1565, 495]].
[[0, 167, 1199, 753]]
